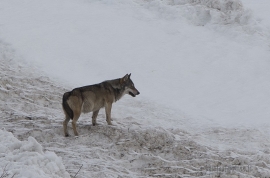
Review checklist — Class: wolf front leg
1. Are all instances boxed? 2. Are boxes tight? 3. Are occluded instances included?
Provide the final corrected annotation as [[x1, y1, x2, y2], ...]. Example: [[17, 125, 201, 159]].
[[105, 102, 112, 125], [92, 109, 100, 126]]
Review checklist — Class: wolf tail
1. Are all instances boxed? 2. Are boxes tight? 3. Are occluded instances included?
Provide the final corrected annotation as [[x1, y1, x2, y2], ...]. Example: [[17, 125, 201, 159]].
[[62, 92, 74, 119]]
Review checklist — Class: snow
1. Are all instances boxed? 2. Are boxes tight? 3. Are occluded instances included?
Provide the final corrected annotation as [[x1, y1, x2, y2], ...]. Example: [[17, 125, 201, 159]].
[[1, 0, 270, 129], [0, 129, 69, 178], [1, 0, 270, 177]]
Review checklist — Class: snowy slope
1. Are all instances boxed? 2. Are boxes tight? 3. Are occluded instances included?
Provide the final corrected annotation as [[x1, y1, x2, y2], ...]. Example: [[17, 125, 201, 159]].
[[1, 0, 270, 177], [243, 0, 270, 29], [2, 49, 270, 177], [1, 0, 270, 129]]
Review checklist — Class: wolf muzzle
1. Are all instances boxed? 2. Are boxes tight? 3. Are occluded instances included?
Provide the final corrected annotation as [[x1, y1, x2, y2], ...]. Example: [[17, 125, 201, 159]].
[[129, 89, 140, 97]]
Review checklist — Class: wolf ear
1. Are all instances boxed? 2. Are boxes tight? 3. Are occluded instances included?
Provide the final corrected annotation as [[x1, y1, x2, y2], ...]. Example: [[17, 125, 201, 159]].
[[123, 74, 129, 81], [121, 74, 129, 83], [128, 73, 131, 78]]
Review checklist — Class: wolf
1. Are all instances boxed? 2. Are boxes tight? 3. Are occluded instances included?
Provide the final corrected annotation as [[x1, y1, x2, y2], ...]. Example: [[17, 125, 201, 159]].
[[62, 74, 140, 137]]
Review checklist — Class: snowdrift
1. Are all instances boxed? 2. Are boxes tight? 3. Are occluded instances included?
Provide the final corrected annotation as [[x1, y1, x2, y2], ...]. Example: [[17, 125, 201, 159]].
[[0, 130, 70, 178]]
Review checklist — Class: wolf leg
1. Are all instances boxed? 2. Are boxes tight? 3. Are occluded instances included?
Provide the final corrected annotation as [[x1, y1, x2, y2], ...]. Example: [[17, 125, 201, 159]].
[[105, 102, 112, 125], [72, 112, 81, 136], [72, 120, 79, 136], [63, 115, 70, 137], [92, 109, 100, 126]]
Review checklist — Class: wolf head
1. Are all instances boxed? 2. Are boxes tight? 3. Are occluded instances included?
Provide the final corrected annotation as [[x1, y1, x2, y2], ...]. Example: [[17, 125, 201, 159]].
[[120, 73, 140, 97]]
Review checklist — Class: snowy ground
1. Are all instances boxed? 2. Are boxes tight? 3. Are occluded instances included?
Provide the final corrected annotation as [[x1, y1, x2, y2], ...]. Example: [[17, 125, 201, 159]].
[[1, 0, 270, 177]]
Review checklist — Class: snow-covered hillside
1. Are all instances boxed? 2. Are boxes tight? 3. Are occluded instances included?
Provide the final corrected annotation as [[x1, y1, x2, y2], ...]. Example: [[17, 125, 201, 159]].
[[1, 0, 270, 129], [1, 0, 270, 177]]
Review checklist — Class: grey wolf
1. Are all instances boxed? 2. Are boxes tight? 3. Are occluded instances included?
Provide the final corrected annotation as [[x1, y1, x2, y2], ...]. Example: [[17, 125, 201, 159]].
[[62, 74, 140, 137]]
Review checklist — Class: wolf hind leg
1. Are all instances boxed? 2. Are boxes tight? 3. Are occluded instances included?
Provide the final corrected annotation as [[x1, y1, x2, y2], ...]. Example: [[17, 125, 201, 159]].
[[63, 115, 71, 137], [72, 111, 81, 136], [92, 109, 100, 126]]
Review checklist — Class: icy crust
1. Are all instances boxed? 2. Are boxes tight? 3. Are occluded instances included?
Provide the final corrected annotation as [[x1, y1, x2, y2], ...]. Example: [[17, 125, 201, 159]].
[[136, 0, 264, 35], [0, 130, 70, 178], [140, 0, 252, 25], [84, 0, 257, 30], [1, 43, 270, 177], [172, 0, 251, 25]]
